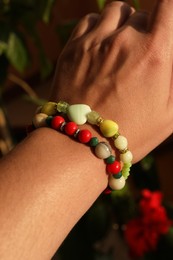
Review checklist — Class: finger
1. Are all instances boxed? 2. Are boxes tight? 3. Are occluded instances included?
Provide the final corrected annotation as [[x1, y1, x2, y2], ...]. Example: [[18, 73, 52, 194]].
[[70, 13, 100, 40], [149, 0, 173, 44], [124, 11, 149, 32], [89, 1, 135, 40]]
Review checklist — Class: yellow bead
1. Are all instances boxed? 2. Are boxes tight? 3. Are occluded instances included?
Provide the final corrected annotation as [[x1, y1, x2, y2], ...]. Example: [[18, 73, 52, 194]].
[[41, 102, 57, 116], [100, 120, 119, 138]]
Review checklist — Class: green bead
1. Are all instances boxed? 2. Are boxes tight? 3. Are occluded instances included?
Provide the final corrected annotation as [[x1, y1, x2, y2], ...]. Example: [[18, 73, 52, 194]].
[[87, 111, 100, 125], [89, 137, 99, 147], [57, 101, 69, 113], [113, 172, 122, 179], [46, 116, 53, 127], [41, 102, 57, 116], [105, 155, 116, 164]]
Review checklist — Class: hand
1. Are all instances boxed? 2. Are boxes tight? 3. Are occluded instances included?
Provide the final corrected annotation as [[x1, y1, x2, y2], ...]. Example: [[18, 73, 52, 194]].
[[51, 1, 173, 163]]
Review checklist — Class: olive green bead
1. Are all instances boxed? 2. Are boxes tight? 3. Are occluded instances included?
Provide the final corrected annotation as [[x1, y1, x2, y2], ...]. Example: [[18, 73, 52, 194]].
[[46, 116, 53, 127], [113, 172, 122, 179], [41, 102, 57, 116], [100, 120, 119, 138]]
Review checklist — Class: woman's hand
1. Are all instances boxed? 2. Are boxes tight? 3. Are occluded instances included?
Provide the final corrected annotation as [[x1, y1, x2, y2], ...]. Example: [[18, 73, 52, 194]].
[[51, 1, 173, 162]]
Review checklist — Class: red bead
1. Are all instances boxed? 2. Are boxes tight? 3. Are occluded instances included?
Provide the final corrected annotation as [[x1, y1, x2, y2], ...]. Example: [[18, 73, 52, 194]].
[[64, 122, 78, 135], [78, 129, 92, 143], [51, 116, 65, 130], [106, 161, 121, 175], [104, 187, 112, 195]]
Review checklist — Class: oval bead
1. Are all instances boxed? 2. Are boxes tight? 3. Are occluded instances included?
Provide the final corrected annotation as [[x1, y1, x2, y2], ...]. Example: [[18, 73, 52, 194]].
[[120, 150, 133, 163], [114, 135, 128, 151], [41, 102, 57, 116], [108, 175, 125, 190], [33, 113, 48, 128], [67, 104, 91, 125], [87, 111, 100, 125], [95, 142, 112, 159], [100, 120, 119, 138]]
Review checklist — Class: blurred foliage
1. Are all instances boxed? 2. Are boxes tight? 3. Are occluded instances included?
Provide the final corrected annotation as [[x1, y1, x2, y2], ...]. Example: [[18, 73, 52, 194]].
[[0, 0, 56, 86]]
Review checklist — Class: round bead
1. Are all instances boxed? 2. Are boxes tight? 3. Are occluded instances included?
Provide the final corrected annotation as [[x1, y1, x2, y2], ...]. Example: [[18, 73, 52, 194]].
[[105, 155, 116, 164], [51, 116, 65, 130], [108, 175, 126, 190], [113, 171, 122, 179], [114, 135, 128, 151], [78, 129, 92, 143], [46, 116, 53, 127], [33, 113, 48, 128], [100, 120, 119, 138], [95, 142, 112, 159], [89, 137, 99, 147], [120, 150, 133, 163], [87, 111, 101, 125], [104, 187, 112, 195], [106, 160, 121, 174], [41, 102, 57, 116], [64, 122, 78, 136]]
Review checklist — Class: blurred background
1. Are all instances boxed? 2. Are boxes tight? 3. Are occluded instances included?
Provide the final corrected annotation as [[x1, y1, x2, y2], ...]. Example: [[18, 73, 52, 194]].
[[0, 1, 173, 259]]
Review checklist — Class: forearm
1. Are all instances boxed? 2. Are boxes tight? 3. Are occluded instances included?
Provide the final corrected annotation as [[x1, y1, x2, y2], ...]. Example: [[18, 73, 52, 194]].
[[0, 128, 107, 260]]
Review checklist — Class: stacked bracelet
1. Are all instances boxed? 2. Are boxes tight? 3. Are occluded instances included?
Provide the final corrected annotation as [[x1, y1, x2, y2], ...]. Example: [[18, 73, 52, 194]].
[[30, 101, 133, 193]]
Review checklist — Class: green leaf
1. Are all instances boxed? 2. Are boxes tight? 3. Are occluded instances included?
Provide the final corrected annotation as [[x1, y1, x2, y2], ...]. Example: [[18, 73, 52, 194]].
[[97, 0, 106, 10], [42, 0, 56, 23], [6, 32, 29, 72]]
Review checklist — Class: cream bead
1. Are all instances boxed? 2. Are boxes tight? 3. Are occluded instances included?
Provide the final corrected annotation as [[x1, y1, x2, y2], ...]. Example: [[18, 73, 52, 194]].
[[120, 150, 133, 163], [67, 104, 91, 125], [95, 142, 112, 159], [33, 113, 48, 128], [108, 175, 126, 190], [87, 111, 101, 125], [114, 135, 128, 151]]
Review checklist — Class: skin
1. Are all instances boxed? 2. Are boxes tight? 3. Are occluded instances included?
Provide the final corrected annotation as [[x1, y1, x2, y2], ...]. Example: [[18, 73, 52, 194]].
[[0, 1, 173, 259]]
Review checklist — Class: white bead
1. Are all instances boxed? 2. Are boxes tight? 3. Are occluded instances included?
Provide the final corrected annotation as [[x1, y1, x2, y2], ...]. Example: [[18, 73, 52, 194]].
[[67, 104, 91, 125], [120, 150, 133, 163], [95, 142, 112, 159], [114, 135, 128, 151], [108, 175, 125, 190], [87, 111, 100, 125], [33, 113, 48, 128]]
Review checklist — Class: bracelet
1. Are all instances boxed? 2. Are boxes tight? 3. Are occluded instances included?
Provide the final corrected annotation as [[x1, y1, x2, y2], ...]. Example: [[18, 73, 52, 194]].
[[55, 101, 133, 179], [29, 101, 132, 193]]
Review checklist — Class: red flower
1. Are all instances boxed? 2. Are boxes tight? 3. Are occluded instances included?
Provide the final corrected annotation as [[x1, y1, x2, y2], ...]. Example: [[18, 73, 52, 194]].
[[124, 190, 172, 258]]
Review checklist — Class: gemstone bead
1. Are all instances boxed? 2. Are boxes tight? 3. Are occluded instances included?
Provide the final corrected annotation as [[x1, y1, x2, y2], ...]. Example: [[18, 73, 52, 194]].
[[105, 155, 116, 164], [87, 111, 101, 125], [78, 129, 92, 143], [108, 175, 125, 190], [67, 104, 91, 125], [89, 137, 99, 147], [64, 122, 78, 136], [106, 160, 121, 174], [57, 101, 69, 113], [51, 116, 65, 130], [33, 113, 48, 128], [114, 135, 128, 151], [100, 120, 119, 137], [95, 142, 112, 159], [120, 150, 133, 163], [41, 102, 57, 116]]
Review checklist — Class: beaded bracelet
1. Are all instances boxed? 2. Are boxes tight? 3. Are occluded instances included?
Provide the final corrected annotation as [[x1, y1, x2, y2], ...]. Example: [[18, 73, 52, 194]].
[[53, 101, 133, 179], [30, 111, 127, 193]]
